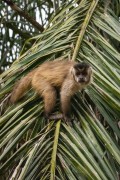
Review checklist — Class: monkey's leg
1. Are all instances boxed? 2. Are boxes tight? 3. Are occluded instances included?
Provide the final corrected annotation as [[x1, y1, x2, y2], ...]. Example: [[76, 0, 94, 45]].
[[32, 77, 57, 118], [43, 87, 57, 118]]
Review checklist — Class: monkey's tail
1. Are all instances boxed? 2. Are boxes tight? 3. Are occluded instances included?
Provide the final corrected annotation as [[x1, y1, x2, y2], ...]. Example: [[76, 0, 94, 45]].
[[10, 71, 34, 103]]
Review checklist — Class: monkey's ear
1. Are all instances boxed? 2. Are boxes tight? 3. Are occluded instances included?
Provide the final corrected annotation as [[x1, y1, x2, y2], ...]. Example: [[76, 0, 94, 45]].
[[70, 66, 75, 75], [89, 67, 93, 82], [89, 66, 93, 72], [88, 66, 93, 75]]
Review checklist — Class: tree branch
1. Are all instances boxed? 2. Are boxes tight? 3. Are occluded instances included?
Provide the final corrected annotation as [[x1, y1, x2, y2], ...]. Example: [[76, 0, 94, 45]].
[[2, 0, 44, 32], [1, 18, 32, 39]]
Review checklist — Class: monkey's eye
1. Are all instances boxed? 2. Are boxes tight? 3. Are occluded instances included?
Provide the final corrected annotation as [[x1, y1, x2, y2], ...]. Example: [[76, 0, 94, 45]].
[[81, 72, 87, 76], [76, 72, 81, 76]]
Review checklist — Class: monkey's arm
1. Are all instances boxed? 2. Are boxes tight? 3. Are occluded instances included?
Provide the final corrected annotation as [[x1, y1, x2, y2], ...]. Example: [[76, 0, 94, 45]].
[[60, 84, 72, 122]]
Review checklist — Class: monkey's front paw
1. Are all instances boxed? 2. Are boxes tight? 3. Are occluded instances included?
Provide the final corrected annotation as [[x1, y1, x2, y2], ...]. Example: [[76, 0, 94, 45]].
[[45, 113, 64, 121], [48, 113, 63, 120]]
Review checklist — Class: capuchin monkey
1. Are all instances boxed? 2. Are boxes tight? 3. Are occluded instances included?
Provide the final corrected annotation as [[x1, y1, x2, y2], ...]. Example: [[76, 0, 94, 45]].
[[10, 60, 92, 122]]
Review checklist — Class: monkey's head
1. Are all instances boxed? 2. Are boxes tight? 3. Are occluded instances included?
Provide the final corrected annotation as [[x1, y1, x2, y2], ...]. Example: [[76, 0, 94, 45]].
[[71, 62, 92, 85]]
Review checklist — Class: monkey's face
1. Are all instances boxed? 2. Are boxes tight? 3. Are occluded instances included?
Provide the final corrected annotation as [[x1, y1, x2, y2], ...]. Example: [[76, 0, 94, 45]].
[[72, 62, 92, 84]]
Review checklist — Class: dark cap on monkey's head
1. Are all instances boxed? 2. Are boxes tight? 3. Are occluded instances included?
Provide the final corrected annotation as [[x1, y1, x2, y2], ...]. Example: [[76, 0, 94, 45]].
[[74, 62, 90, 69]]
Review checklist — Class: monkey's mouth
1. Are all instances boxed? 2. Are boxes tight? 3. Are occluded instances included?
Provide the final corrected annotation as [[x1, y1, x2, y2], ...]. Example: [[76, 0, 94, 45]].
[[77, 78, 87, 83], [79, 79, 86, 83], [75, 77, 88, 84]]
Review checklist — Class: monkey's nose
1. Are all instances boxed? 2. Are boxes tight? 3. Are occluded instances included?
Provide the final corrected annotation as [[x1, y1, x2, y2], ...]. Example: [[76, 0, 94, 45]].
[[79, 77, 85, 82]]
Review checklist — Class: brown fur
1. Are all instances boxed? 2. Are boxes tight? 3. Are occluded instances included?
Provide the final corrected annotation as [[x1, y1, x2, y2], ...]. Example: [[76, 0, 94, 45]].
[[10, 60, 92, 121]]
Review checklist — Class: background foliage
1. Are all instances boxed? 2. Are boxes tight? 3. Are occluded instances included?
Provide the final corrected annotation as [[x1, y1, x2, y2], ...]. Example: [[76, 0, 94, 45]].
[[0, 0, 54, 72], [0, 0, 120, 179]]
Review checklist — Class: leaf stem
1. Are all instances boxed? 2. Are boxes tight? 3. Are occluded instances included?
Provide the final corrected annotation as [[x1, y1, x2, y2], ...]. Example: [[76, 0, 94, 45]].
[[72, 0, 99, 61], [50, 120, 61, 180]]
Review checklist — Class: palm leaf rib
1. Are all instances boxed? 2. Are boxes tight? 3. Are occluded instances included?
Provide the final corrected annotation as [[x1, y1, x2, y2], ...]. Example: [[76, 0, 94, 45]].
[[50, 120, 61, 180], [72, 0, 98, 61]]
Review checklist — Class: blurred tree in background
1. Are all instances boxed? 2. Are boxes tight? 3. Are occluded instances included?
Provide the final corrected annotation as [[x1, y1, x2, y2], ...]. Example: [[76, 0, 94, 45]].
[[0, 0, 54, 72]]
